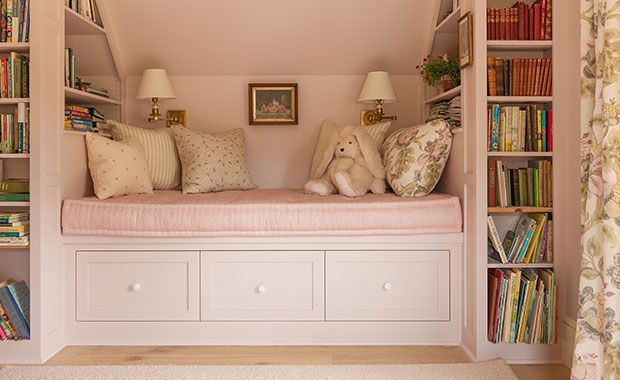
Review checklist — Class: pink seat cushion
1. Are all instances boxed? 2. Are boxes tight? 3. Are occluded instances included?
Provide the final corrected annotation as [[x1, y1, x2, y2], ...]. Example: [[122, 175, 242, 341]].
[[62, 189, 462, 237]]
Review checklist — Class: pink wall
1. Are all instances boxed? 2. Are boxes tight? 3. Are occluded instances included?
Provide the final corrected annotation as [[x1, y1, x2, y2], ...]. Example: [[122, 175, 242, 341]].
[[123, 75, 422, 189]]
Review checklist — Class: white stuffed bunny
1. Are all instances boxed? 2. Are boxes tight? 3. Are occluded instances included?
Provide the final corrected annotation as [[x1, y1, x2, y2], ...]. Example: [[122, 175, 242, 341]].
[[305, 126, 386, 197]]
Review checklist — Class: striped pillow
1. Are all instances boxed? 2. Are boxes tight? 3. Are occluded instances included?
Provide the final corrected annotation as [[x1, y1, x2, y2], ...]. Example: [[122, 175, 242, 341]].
[[106, 120, 181, 190], [308, 119, 391, 180]]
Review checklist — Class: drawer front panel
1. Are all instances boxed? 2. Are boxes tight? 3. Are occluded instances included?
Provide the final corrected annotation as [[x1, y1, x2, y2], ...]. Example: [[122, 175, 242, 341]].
[[77, 251, 200, 321], [326, 250, 450, 321], [202, 251, 324, 321]]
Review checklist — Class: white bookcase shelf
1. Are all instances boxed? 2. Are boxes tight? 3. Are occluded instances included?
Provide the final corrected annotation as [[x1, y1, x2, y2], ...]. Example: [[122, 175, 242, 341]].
[[65, 87, 120, 105], [64, 6, 105, 36], [0, 43, 30, 53], [425, 85, 461, 104], [487, 40, 553, 51]]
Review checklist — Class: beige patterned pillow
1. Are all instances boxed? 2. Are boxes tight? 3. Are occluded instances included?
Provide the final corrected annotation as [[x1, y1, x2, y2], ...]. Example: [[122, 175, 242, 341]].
[[171, 126, 257, 193], [106, 120, 181, 190], [382, 119, 452, 197], [308, 119, 391, 179], [85, 133, 153, 199]]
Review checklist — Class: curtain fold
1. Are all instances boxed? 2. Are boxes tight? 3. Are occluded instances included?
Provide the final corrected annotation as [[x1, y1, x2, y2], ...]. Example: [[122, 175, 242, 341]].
[[572, 0, 620, 379]]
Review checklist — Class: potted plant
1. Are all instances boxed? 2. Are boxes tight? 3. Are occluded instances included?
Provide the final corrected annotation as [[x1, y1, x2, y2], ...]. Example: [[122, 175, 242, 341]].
[[416, 55, 461, 92]]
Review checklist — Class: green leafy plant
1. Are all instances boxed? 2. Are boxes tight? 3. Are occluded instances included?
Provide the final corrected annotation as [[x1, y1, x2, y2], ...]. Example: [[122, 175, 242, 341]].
[[416, 55, 461, 86]]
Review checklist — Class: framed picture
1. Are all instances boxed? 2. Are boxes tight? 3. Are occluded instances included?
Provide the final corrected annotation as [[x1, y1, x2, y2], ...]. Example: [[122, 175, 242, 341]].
[[249, 83, 298, 125], [458, 12, 473, 68]]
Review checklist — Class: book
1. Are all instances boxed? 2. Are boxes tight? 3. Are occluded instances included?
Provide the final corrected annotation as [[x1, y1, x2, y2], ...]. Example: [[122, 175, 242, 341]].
[[488, 215, 508, 263], [0, 179, 28, 193], [0, 279, 29, 339], [0, 235, 29, 246], [0, 192, 28, 201], [7, 280, 28, 326]]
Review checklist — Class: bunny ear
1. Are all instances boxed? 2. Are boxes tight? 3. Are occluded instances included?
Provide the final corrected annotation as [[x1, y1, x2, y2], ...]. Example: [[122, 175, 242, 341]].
[[314, 130, 339, 179], [353, 129, 385, 179]]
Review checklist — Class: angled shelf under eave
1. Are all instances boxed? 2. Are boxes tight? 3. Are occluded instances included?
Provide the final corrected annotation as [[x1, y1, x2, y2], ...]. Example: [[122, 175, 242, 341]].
[[0, 43, 29, 53], [425, 85, 461, 104], [65, 87, 120, 105], [65, 6, 105, 36], [487, 40, 553, 51], [435, 7, 461, 34]]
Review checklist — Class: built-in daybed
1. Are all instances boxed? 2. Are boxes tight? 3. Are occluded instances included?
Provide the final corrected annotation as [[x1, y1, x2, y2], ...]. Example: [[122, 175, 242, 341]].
[[61, 189, 464, 346]]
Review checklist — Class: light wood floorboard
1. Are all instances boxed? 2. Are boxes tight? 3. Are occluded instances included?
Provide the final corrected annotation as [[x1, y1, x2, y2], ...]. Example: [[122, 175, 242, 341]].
[[46, 346, 570, 379]]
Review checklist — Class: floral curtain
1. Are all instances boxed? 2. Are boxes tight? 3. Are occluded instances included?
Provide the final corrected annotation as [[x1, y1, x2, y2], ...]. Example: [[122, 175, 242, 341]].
[[571, 0, 620, 379]]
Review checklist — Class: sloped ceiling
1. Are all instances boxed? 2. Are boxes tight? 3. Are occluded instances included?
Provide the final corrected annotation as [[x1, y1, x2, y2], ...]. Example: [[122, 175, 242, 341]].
[[105, 0, 434, 76]]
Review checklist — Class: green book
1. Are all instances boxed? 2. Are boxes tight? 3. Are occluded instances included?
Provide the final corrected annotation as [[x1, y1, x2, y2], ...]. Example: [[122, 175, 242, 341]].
[[0, 179, 29, 193], [0, 193, 29, 202]]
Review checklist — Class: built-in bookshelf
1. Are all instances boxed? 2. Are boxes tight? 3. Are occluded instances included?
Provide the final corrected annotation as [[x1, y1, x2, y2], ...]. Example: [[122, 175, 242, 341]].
[[0, 0, 31, 347], [483, 0, 558, 356]]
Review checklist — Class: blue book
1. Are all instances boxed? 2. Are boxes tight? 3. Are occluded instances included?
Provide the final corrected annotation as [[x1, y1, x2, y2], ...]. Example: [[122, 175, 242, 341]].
[[492, 104, 500, 151], [541, 110, 547, 152], [7, 280, 29, 327], [0, 284, 29, 339], [516, 220, 537, 263]]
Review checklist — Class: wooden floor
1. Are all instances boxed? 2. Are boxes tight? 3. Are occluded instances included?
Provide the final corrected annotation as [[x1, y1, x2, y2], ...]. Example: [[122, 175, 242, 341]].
[[46, 346, 570, 379]]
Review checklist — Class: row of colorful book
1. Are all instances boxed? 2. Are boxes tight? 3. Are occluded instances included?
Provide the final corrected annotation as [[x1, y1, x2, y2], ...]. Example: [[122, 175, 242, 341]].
[[487, 104, 552, 152], [488, 159, 553, 208], [0, 278, 29, 340], [488, 213, 552, 264], [0, 103, 28, 153], [0, 52, 29, 99], [65, 0, 97, 23], [64, 105, 107, 134], [487, 57, 552, 97], [0, 0, 30, 43], [0, 210, 28, 247], [487, 0, 552, 41], [488, 268, 556, 344]]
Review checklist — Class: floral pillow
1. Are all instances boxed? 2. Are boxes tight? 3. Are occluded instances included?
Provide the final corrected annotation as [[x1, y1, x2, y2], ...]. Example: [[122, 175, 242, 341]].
[[382, 119, 453, 197]]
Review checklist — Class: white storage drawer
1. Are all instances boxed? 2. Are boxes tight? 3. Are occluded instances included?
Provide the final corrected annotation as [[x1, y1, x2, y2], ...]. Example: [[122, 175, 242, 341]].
[[202, 251, 324, 321], [76, 251, 200, 321], [326, 250, 450, 321]]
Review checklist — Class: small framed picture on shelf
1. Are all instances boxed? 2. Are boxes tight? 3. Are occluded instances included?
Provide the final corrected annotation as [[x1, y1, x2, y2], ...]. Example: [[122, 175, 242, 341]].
[[458, 12, 473, 68], [248, 83, 298, 125]]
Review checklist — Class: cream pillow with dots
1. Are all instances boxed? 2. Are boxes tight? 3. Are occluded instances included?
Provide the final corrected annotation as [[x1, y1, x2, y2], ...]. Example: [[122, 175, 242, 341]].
[[85, 133, 153, 199]]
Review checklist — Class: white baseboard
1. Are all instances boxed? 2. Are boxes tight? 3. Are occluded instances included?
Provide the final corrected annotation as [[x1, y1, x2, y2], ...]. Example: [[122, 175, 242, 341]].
[[562, 317, 576, 368]]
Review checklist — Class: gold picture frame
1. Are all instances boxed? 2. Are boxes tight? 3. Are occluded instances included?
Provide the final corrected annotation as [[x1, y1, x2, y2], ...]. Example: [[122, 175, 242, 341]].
[[249, 83, 298, 125], [458, 11, 473, 68]]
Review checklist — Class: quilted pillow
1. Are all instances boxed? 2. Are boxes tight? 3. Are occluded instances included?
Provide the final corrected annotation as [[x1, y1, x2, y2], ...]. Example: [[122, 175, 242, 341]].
[[85, 133, 153, 199], [308, 119, 391, 180], [382, 119, 452, 197], [106, 120, 181, 190], [171, 126, 257, 193]]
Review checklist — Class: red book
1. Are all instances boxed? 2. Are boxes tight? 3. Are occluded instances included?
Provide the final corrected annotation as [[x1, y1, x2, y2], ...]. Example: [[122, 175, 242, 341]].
[[541, 0, 547, 39], [505, 9, 511, 39], [547, 109, 553, 152], [499, 9, 505, 40], [529, 5, 534, 40], [489, 160, 498, 207], [492, 269, 505, 343], [487, 8, 492, 40], [496, 9, 501, 39], [533, 4, 542, 40], [545, 59, 553, 95], [518, 3, 525, 40], [513, 8, 518, 40], [488, 271, 500, 342]]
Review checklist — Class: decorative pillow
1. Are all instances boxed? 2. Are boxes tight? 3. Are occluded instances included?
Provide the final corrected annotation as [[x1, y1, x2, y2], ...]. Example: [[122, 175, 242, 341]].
[[171, 126, 257, 193], [106, 120, 181, 190], [382, 119, 452, 197], [308, 119, 391, 180], [85, 133, 153, 199]]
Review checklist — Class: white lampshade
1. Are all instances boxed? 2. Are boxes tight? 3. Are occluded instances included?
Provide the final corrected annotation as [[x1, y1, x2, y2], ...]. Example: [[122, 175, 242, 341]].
[[358, 71, 398, 104], [135, 69, 175, 100]]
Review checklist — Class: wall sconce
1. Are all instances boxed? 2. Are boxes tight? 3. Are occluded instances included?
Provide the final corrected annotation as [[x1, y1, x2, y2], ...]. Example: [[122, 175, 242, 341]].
[[136, 69, 187, 127], [358, 71, 399, 126]]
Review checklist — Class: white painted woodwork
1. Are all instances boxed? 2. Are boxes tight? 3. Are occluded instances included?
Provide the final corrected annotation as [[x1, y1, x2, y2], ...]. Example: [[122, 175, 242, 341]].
[[326, 251, 450, 321], [202, 251, 324, 321], [76, 251, 200, 321]]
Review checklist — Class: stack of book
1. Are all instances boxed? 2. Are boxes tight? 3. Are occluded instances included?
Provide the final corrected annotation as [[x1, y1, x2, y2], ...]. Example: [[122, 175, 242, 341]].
[[0, 0, 30, 43], [0, 103, 28, 153], [488, 213, 552, 264], [488, 268, 556, 344], [487, 57, 552, 96], [0, 210, 28, 247], [0, 279, 30, 340], [427, 96, 461, 130], [488, 159, 553, 208], [0, 52, 29, 98], [85, 85, 109, 98], [65, 0, 97, 23], [65, 105, 93, 132], [487, 104, 552, 152], [487, 0, 552, 41]]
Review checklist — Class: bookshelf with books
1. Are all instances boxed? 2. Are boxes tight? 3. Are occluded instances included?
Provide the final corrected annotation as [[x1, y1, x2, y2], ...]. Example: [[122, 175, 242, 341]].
[[458, 0, 564, 363]]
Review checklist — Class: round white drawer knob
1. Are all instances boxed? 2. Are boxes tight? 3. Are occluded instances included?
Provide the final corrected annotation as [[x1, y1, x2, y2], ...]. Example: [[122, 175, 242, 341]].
[[383, 282, 392, 291], [131, 283, 141, 292], [257, 284, 267, 294]]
